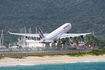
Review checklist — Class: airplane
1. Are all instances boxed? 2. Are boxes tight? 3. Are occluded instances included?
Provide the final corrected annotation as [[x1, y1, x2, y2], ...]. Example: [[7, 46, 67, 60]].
[[8, 23, 91, 43]]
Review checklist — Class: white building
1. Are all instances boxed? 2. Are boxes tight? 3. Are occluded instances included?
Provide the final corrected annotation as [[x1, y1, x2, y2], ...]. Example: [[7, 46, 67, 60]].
[[17, 39, 58, 48], [26, 40, 45, 48]]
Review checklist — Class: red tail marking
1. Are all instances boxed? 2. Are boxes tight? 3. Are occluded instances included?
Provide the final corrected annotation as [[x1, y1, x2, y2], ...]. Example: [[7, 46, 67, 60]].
[[39, 34, 42, 39]]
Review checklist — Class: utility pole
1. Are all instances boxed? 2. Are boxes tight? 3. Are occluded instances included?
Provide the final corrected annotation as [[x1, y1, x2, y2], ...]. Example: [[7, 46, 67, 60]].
[[36, 27, 37, 41], [20, 28, 23, 40], [24, 27, 26, 47], [0, 38, 1, 47], [29, 28, 31, 34], [1, 30, 3, 47], [29, 28, 32, 40]]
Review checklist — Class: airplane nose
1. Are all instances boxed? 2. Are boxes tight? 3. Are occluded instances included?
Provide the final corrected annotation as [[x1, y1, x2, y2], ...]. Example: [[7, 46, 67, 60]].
[[70, 23, 72, 27], [68, 23, 72, 29], [68, 23, 72, 27], [65, 23, 72, 28]]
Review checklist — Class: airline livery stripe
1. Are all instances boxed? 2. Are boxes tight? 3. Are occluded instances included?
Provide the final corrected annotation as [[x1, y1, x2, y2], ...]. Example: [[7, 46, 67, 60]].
[[63, 24, 69, 29], [39, 34, 42, 39], [38, 28, 44, 39]]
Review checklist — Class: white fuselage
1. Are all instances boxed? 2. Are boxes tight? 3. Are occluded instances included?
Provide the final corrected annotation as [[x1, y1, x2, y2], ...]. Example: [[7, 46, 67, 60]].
[[40, 23, 71, 43]]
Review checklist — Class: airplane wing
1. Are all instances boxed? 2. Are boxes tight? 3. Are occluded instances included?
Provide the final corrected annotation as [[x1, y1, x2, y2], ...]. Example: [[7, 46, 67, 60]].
[[60, 33, 92, 39], [8, 31, 49, 37]]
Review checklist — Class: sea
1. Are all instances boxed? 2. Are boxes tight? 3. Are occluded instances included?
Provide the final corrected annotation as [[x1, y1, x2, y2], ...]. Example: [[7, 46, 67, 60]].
[[0, 62, 105, 70]]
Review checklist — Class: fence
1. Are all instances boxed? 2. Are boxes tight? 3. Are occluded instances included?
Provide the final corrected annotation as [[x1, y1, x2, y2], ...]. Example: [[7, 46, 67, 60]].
[[0, 47, 92, 58]]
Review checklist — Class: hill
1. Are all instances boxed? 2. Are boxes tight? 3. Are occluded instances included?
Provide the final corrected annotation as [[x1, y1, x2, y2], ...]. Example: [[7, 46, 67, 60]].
[[0, 0, 105, 44]]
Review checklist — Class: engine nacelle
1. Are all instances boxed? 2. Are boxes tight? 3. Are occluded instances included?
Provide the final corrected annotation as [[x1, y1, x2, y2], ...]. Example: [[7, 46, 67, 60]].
[[80, 35, 85, 38], [39, 39, 53, 43], [26, 36, 28, 38], [54, 40, 57, 43], [70, 37, 72, 38]]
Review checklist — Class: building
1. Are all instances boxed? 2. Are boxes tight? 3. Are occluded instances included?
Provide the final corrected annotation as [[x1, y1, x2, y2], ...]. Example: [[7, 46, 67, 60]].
[[26, 40, 45, 48]]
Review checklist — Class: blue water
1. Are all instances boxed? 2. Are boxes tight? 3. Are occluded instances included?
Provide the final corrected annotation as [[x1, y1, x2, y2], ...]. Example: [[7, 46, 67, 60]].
[[0, 62, 105, 70]]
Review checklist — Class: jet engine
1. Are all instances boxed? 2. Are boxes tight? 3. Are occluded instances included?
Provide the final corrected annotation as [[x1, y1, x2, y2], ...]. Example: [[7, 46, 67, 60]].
[[80, 35, 86, 38]]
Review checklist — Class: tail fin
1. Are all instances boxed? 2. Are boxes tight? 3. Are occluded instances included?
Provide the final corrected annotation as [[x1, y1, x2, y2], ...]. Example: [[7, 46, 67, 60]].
[[38, 28, 45, 39]]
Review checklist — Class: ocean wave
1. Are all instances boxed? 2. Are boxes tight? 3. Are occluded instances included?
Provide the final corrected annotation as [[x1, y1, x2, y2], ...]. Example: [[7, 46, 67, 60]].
[[0, 60, 105, 67], [0, 63, 35, 67]]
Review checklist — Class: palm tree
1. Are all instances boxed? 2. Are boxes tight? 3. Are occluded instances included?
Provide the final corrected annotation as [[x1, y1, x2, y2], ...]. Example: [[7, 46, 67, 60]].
[[57, 39, 62, 47]]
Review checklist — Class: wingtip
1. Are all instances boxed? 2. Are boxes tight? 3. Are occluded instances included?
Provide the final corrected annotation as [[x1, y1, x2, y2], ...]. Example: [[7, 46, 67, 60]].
[[8, 31, 11, 34]]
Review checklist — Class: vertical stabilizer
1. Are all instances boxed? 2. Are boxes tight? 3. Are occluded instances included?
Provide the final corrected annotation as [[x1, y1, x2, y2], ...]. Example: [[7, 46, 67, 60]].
[[38, 28, 45, 39]]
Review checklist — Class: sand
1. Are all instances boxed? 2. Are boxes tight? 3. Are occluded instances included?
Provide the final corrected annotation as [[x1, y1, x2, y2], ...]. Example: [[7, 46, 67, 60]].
[[0, 55, 105, 66]]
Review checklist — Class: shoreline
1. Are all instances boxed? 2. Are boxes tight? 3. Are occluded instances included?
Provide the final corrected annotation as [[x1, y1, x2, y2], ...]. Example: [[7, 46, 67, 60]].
[[0, 55, 105, 66]]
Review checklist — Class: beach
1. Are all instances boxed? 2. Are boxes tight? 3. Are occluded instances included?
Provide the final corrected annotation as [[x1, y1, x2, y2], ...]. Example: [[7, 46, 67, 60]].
[[0, 55, 105, 66]]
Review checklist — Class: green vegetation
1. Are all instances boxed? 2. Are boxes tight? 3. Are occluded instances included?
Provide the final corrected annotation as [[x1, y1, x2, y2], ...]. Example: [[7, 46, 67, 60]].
[[57, 39, 62, 47], [0, 0, 105, 45], [72, 35, 105, 47], [89, 49, 103, 55], [89, 47, 105, 55], [67, 53, 86, 56], [85, 35, 105, 47], [67, 47, 105, 56], [0, 57, 4, 59]]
